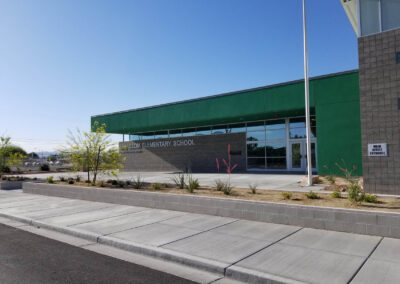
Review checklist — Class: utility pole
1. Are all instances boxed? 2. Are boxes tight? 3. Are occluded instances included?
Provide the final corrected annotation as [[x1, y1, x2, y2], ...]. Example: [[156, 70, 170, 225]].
[[302, 0, 312, 186]]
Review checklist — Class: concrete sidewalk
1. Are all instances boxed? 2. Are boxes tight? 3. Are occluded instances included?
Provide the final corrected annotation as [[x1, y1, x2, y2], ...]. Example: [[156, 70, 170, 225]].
[[18, 171, 326, 192], [0, 190, 398, 284]]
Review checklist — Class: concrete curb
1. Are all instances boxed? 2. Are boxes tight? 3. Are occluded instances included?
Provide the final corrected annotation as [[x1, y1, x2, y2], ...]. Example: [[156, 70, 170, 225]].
[[0, 212, 229, 276], [0, 208, 311, 283], [0, 181, 23, 190], [23, 182, 400, 239], [225, 265, 306, 284]]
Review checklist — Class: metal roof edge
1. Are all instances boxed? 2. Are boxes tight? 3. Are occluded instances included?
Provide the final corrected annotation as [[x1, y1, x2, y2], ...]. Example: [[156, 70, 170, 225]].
[[91, 69, 359, 118]]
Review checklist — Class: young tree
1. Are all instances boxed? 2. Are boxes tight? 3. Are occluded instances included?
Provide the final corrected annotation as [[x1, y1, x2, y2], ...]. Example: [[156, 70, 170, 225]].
[[60, 122, 125, 184], [0, 136, 26, 173]]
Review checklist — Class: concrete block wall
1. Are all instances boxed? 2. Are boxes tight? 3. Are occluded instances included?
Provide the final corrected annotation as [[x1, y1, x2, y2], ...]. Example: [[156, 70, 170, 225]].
[[23, 182, 400, 239], [119, 132, 247, 173], [359, 28, 400, 194]]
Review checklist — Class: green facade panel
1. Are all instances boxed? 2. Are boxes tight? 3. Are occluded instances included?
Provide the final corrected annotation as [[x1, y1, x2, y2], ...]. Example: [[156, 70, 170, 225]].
[[92, 70, 362, 175]]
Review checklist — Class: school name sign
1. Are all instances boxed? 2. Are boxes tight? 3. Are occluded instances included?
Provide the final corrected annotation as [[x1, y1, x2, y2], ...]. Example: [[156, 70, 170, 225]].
[[122, 139, 195, 152]]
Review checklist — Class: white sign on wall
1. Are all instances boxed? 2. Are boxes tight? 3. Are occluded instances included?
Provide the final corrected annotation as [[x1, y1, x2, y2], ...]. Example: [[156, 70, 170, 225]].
[[368, 143, 387, 157]]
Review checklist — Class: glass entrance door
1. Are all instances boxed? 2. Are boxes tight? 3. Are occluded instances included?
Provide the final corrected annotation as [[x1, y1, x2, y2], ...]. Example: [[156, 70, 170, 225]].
[[289, 141, 317, 171]]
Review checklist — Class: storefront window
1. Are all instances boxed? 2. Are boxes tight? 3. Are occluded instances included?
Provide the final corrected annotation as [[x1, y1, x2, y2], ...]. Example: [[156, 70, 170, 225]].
[[266, 129, 286, 140], [266, 158, 286, 169], [154, 131, 168, 139], [169, 129, 182, 138], [289, 117, 316, 139], [247, 142, 265, 157], [141, 133, 154, 140], [247, 158, 265, 169], [247, 121, 265, 132], [246, 131, 265, 141], [212, 125, 228, 135], [182, 128, 196, 137], [229, 123, 246, 133], [196, 127, 211, 136], [129, 134, 141, 141], [266, 119, 285, 130], [266, 142, 286, 157]]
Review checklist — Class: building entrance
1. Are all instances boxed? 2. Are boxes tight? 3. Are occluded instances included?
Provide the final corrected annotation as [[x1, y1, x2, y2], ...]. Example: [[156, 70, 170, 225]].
[[289, 140, 317, 172]]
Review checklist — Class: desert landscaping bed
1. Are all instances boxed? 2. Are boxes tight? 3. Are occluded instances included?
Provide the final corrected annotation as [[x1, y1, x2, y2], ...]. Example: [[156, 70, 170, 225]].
[[47, 178, 400, 213]]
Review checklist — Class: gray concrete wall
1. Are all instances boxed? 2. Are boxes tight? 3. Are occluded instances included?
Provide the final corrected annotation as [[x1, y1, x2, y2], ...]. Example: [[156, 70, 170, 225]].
[[119, 133, 247, 173], [23, 182, 400, 239], [359, 28, 400, 194], [0, 181, 23, 190]]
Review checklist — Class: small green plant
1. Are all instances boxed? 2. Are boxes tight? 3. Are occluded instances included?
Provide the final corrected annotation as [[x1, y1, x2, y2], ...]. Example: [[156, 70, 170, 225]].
[[222, 181, 233, 195], [215, 179, 224, 191], [172, 173, 186, 189], [46, 176, 54, 184], [362, 193, 378, 203], [151, 183, 162, 190], [327, 175, 336, 185], [281, 191, 293, 200], [347, 181, 363, 203], [59, 176, 66, 182], [117, 180, 125, 188], [68, 179, 75, 184], [249, 184, 257, 194], [100, 181, 105, 187], [305, 190, 319, 199], [331, 190, 341, 198], [132, 175, 144, 189], [75, 175, 81, 182], [186, 175, 200, 193]]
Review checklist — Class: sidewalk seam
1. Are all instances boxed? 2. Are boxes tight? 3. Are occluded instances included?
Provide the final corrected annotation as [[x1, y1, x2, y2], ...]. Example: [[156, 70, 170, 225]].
[[223, 227, 304, 276], [159, 219, 239, 247], [346, 236, 384, 284]]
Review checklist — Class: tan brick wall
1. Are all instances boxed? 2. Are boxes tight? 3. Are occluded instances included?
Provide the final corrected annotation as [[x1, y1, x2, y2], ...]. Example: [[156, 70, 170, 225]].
[[359, 28, 400, 194]]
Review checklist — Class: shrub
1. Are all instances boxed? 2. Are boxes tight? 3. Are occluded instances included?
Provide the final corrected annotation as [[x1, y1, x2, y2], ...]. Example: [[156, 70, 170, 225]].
[[172, 173, 186, 189], [75, 175, 81, 182], [362, 193, 378, 203], [46, 176, 54, 184], [249, 184, 257, 194], [132, 175, 144, 189], [151, 183, 162, 190], [281, 191, 292, 200], [118, 180, 125, 188], [215, 179, 224, 191], [186, 175, 199, 193], [331, 190, 341, 198], [59, 176, 66, 182], [222, 181, 233, 195], [40, 164, 50, 171], [111, 179, 118, 186], [347, 181, 363, 203], [327, 175, 336, 185], [305, 190, 319, 199], [68, 179, 75, 184]]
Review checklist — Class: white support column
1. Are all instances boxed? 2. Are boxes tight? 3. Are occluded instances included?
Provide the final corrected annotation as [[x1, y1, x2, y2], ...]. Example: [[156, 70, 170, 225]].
[[303, 0, 313, 186]]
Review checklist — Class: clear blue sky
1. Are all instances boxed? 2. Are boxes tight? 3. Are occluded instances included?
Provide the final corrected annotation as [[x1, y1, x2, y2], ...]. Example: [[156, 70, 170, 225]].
[[0, 0, 357, 152]]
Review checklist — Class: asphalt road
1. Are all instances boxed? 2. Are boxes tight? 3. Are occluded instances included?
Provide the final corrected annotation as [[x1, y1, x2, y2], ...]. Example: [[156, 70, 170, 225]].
[[0, 223, 196, 284]]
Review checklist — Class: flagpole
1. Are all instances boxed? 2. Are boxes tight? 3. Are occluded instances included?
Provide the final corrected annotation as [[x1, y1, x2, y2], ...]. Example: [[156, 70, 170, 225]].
[[302, 0, 312, 186]]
